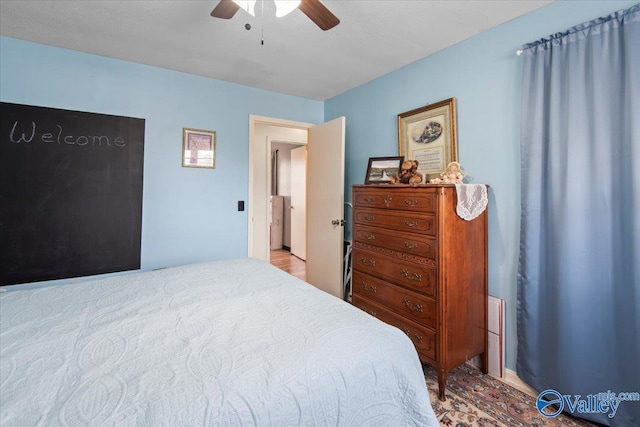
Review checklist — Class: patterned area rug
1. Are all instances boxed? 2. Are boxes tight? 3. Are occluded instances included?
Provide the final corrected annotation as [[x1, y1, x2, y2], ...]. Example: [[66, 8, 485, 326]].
[[424, 364, 597, 427]]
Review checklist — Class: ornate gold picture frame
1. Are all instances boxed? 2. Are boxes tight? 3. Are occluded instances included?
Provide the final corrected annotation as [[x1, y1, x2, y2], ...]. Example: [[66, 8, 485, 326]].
[[398, 97, 457, 180]]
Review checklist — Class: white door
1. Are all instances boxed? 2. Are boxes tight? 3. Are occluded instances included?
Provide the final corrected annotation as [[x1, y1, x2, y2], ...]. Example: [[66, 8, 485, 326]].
[[306, 117, 346, 298], [290, 146, 306, 260]]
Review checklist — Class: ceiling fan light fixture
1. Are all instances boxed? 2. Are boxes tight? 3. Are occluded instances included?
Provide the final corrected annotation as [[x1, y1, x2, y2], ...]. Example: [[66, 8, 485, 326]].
[[213, 0, 338, 31], [274, 0, 301, 17], [233, 0, 256, 16]]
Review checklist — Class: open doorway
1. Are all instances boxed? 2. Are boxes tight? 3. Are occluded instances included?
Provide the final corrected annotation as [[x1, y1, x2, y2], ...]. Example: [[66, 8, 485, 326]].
[[247, 115, 312, 262], [248, 115, 346, 297]]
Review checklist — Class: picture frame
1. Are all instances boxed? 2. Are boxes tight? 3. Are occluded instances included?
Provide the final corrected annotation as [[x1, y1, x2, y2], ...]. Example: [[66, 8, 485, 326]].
[[365, 156, 404, 185], [182, 128, 216, 168], [397, 97, 458, 180]]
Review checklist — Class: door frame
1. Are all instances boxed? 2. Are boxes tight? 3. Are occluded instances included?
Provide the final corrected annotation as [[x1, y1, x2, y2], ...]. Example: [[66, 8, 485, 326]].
[[248, 115, 314, 260], [289, 145, 307, 260]]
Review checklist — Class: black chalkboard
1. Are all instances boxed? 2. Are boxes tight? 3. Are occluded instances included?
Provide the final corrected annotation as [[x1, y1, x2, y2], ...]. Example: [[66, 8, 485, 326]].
[[0, 102, 145, 286]]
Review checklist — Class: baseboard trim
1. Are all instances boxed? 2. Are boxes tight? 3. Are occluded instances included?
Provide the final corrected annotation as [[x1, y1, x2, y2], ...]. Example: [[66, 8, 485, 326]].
[[465, 361, 538, 398], [503, 368, 538, 397]]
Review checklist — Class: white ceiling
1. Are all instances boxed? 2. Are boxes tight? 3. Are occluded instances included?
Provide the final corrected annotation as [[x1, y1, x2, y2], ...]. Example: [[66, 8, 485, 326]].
[[0, 0, 553, 100]]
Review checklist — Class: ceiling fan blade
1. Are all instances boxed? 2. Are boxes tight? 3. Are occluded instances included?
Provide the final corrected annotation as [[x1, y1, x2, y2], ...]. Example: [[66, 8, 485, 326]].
[[299, 0, 340, 31], [211, 0, 240, 19]]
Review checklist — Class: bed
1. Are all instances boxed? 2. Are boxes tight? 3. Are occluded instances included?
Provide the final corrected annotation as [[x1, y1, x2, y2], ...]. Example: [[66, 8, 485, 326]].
[[0, 258, 438, 426]]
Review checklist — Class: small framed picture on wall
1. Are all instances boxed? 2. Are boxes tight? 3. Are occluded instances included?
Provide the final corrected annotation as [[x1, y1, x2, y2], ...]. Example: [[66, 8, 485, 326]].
[[182, 128, 216, 168]]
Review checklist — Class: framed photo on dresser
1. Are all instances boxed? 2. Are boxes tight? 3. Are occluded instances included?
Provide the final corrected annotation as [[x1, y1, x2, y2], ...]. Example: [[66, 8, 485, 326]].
[[364, 156, 404, 184]]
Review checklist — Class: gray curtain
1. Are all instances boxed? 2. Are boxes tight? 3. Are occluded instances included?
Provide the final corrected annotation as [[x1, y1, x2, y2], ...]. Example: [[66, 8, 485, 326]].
[[518, 5, 640, 426]]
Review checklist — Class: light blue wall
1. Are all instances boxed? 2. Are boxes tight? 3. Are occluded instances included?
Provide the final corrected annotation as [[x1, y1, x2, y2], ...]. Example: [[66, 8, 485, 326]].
[[0, 36, 323, 289], [325, 0, 638, 371]]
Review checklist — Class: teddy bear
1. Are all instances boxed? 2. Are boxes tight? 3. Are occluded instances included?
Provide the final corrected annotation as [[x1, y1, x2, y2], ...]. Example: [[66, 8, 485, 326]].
[[429, 161, 466, 184], [390, 160, 423, 185]]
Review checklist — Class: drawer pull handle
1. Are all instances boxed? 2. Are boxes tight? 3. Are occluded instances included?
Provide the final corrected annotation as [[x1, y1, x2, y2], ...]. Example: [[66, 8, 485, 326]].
[[403, 219, 418, 227], [365, 233, 376, 241], [363, 197, 375, 202], [359, 257, 376, 267], [402, 298, 424, 312], [364, 215, 376, 222], [361, 282, 377, 293], [403, 241, 418, 250], [402, 328, 424, 344], [401, 269, 422, 282], [384, 195, 392, 206], [403, 198, 418, 206]]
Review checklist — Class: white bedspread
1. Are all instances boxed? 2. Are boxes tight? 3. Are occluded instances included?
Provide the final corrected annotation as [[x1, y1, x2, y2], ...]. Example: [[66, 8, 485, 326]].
[[0, 258, 437, 426]]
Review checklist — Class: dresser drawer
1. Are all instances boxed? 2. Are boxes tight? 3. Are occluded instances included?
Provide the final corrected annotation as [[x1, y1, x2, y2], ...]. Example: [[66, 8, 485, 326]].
[[352, 271, 436, 328], [354, 225, 437, 260], [353, 207, 436, 236], [353, 189, 437, 213], [353, 296, 436, 362], [353, 248, 436, 297]]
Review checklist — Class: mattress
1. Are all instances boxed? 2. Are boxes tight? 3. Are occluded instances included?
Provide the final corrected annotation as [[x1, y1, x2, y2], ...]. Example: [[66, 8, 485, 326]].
[[0, 258, 437, 426]]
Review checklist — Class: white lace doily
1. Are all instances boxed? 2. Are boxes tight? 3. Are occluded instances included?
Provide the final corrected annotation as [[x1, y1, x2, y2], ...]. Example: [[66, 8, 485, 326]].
[[454, 184, 488, 221]]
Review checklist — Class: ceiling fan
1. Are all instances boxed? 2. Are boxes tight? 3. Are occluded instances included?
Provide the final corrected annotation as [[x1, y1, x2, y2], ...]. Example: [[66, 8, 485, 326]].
[[211, 0, 340, 31]]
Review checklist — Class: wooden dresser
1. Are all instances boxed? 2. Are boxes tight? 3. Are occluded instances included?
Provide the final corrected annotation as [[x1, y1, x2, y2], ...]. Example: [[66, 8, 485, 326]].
[[351, 184, 488, 400]]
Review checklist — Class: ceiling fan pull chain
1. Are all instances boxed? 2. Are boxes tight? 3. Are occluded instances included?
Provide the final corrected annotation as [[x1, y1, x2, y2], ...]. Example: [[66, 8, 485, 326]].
[[261, 0, 265, 45]]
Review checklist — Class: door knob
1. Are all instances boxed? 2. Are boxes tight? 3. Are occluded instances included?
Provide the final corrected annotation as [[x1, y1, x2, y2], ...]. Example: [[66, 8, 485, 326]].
[[331, 219, 346, 226]]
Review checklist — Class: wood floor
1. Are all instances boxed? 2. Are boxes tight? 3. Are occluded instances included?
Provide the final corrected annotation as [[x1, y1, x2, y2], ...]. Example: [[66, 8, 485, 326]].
[[270, 249, 306, 281]]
